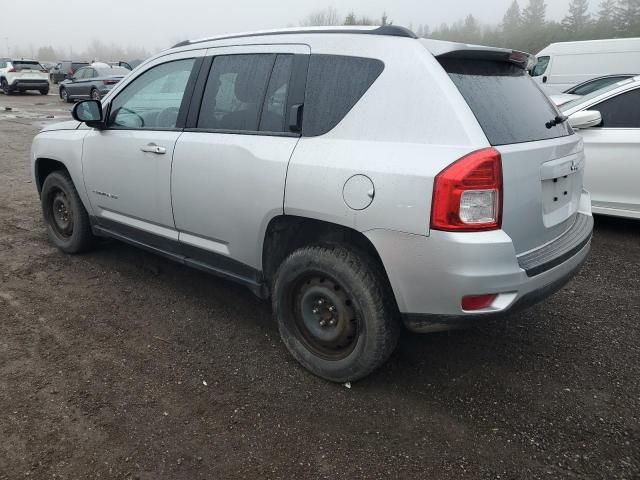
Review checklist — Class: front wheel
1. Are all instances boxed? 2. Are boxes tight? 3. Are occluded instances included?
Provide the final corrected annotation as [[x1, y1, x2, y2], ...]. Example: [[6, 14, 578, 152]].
[[273, 245, 400, 383], [41, 171, 95, 253], [60, 88, 71, 103]]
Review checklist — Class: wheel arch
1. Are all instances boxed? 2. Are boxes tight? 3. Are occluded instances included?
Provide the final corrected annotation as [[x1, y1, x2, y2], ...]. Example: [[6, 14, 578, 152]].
[[261, 215, 395, 302]]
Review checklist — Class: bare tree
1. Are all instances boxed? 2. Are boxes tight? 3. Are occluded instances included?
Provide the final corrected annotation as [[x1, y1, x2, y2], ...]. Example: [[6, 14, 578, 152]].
[[300, 7, 341, 27]]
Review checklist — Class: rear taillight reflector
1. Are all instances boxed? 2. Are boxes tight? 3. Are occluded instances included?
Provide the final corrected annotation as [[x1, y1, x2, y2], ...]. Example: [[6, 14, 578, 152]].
[[431, 148, 503, 232], [462, 294, 498, 311]]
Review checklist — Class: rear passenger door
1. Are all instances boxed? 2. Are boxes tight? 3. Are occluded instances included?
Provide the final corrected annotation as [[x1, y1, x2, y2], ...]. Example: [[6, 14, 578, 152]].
[[171, 44, 310, 274]]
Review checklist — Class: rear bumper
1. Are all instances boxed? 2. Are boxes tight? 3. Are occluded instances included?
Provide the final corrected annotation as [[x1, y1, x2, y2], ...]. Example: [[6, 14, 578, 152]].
[[9, 79, 49, 90], [365, 196, 593, 332]]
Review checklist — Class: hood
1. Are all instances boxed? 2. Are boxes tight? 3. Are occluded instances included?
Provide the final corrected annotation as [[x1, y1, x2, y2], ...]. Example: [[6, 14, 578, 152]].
[[40, 120, 81, 133]]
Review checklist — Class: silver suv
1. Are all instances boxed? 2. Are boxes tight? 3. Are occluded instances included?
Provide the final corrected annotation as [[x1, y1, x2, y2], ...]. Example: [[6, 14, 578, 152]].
[[31, 27, 593, 382]]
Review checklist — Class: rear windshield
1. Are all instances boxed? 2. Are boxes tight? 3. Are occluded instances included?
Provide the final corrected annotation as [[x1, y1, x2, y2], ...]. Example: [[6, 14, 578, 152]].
[[72, 62, 89, 70], [441, 58, 572, 146], [12, 61, 43, 71]]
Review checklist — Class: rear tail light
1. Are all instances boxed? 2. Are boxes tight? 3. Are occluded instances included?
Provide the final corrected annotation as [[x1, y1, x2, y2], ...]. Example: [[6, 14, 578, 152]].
[[7, 68, 16, 73], [103, 79, 119, 85], [431, 148, 503, 232], [462, 294, 498, 311]]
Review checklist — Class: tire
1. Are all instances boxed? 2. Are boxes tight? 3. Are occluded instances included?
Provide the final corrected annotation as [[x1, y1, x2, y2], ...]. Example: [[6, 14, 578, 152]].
[[90, 88, 101, 101], [60, 87, 71, 103], [40, 88, 49, 95], [273, 245, 400, 383], [1, 78, 12, 95], [41, 171, 95, 253]]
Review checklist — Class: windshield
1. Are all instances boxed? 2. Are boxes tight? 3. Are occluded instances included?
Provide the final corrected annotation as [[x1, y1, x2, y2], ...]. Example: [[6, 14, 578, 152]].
[[96, 67, 130, 76], [530, 56, 550, 77], [561, 78, 636, 111], [12, 61, 44, 71]]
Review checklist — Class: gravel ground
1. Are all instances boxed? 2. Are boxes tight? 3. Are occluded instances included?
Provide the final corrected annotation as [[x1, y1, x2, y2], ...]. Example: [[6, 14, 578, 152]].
[[0, 89, 639, 480]]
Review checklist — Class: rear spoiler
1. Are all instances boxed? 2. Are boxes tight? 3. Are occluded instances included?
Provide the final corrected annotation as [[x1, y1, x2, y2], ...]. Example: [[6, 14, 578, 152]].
[[420, 39, 536, 70]]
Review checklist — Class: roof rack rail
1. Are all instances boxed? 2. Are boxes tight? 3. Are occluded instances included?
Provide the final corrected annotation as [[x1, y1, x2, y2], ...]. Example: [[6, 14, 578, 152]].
[[171, 25, 417, 49]]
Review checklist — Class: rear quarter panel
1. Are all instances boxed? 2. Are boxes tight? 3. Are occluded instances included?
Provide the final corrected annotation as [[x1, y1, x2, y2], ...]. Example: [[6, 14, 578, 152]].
[[285, 38, 488, 236]]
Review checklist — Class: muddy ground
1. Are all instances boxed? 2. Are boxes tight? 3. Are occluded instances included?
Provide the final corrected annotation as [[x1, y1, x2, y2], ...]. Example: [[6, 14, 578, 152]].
[[0, 89, 638, 480]]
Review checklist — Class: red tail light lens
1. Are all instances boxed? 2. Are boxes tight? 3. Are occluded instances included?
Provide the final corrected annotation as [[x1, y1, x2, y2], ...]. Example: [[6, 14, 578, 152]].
[[462, 294, 498, 311], [431, 148, 503, 232], [7, 68, 16, 73], [103, 79, 119, 85]]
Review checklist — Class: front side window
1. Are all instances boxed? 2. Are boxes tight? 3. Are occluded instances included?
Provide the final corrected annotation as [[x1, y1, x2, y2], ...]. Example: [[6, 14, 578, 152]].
[[198, 54, 275, 132], [530, 56, 550, 77], [591, 88, 640, 128], [108, 58, 195, 130]]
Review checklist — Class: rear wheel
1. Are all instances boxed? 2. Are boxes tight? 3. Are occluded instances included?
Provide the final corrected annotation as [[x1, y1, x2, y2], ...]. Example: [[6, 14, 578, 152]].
[[40, 88, 49, 95], [273, 245, 400, 383], [90, 88, 101, 101], [41, 171, 95, 253], [1, 79, 12, 95]]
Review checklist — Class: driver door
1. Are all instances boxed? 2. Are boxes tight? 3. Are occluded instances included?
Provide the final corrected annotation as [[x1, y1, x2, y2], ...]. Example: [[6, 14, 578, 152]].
[[82, 51, 203, 247]]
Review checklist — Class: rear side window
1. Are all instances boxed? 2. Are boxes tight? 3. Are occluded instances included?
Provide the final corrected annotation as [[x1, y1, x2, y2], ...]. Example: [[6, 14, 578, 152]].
[[592, 88, 640, 128], [198, 54, 275, 132], [442, 59, 571, 146], [303, 55, 384, 137]]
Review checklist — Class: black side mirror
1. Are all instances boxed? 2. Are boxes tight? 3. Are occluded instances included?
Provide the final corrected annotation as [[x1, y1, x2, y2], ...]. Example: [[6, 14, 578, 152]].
[[72, 100, 104, 129]]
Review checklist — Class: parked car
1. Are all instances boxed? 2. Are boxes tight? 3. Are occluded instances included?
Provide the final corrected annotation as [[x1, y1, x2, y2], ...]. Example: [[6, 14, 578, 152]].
[[40, 61, 58, 73], [31, 27, 593, 382], [530, 37, 640, 94], [562, 76, 640, 219], [50, 61, 89, 84], [107, 61, 132, 70], [0, 58, 49, 95], [550, 74, 639, 106], [550, 92, 581, 107], [59, 65, 130, 102]]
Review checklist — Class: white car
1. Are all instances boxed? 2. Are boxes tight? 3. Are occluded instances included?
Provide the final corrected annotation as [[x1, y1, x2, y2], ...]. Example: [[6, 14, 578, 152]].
[[562, 76, 640, 219], [0, 58, 50, 95]]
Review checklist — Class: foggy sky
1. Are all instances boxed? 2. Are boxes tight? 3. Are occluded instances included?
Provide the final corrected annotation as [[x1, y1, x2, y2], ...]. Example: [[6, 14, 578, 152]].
[[6, 0, 576, 53]]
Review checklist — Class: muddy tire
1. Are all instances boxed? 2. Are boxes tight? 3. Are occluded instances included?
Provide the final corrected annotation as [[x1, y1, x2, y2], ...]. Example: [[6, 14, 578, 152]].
[[273, 245, 400, 383], [41, 171, 95, 253]]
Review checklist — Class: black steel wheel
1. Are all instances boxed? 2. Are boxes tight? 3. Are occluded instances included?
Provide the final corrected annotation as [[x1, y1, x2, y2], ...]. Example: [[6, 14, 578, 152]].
[[273, 245, 400, 382], [41, 171, 95, 253]]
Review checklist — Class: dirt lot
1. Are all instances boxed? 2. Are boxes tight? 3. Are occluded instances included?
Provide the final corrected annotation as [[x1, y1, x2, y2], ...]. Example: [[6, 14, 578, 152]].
[[0, 89, 639, 480]]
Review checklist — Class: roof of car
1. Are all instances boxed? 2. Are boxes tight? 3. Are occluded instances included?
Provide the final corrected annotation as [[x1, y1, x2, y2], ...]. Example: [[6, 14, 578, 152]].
[[171, 25, 417, 48]]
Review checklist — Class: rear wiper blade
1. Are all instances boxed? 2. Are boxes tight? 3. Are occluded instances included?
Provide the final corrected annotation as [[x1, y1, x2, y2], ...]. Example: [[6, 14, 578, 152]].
[[546, 114, 568, 129]]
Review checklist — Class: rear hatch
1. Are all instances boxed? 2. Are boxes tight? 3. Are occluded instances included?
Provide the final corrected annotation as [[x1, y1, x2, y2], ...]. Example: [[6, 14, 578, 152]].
[[432, 43, 583, 254], [10, 61, 48, 80]]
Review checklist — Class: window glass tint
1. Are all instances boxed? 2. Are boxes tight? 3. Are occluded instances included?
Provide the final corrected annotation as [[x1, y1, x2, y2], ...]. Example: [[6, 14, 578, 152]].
[[259, 55, 293, 132], [72, 62, 88, 71], [304, 55, 384, 137], [591, 88, 640, 128], [530, 56, 550, 77], [570, 77, 626, 96], [442, 59, 571, 146], [108, 58, 195, 130], [198, 54, 275, 131], [74, 68, 88, 79]]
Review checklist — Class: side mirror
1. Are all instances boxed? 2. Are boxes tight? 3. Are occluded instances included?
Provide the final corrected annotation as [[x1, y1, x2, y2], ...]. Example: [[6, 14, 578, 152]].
[[568, 110, 602, 130], [72, 100, 104, 128]]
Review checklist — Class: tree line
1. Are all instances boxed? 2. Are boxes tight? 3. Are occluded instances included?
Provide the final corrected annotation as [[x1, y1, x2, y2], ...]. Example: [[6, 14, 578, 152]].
[[301, 0, 640, 54]]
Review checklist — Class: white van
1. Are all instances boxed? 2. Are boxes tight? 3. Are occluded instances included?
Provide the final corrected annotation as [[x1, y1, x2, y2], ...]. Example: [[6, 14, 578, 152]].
[[530, 37, 640, 94]]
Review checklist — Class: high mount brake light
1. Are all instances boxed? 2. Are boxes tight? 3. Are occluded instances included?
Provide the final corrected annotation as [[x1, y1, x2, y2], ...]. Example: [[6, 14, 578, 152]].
[[431, 148, 503, 232]]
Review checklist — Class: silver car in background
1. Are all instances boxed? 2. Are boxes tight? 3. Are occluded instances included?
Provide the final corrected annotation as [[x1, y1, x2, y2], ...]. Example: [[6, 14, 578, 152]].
[[31, 26, 593, 382]]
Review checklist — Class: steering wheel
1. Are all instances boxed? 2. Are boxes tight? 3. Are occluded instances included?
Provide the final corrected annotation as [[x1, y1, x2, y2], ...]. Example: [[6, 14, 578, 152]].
[[117, 107, 145, 128]]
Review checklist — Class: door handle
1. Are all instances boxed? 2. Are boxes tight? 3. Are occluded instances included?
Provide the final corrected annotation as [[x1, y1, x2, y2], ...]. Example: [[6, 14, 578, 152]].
[[140, 143, 166, 155]]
